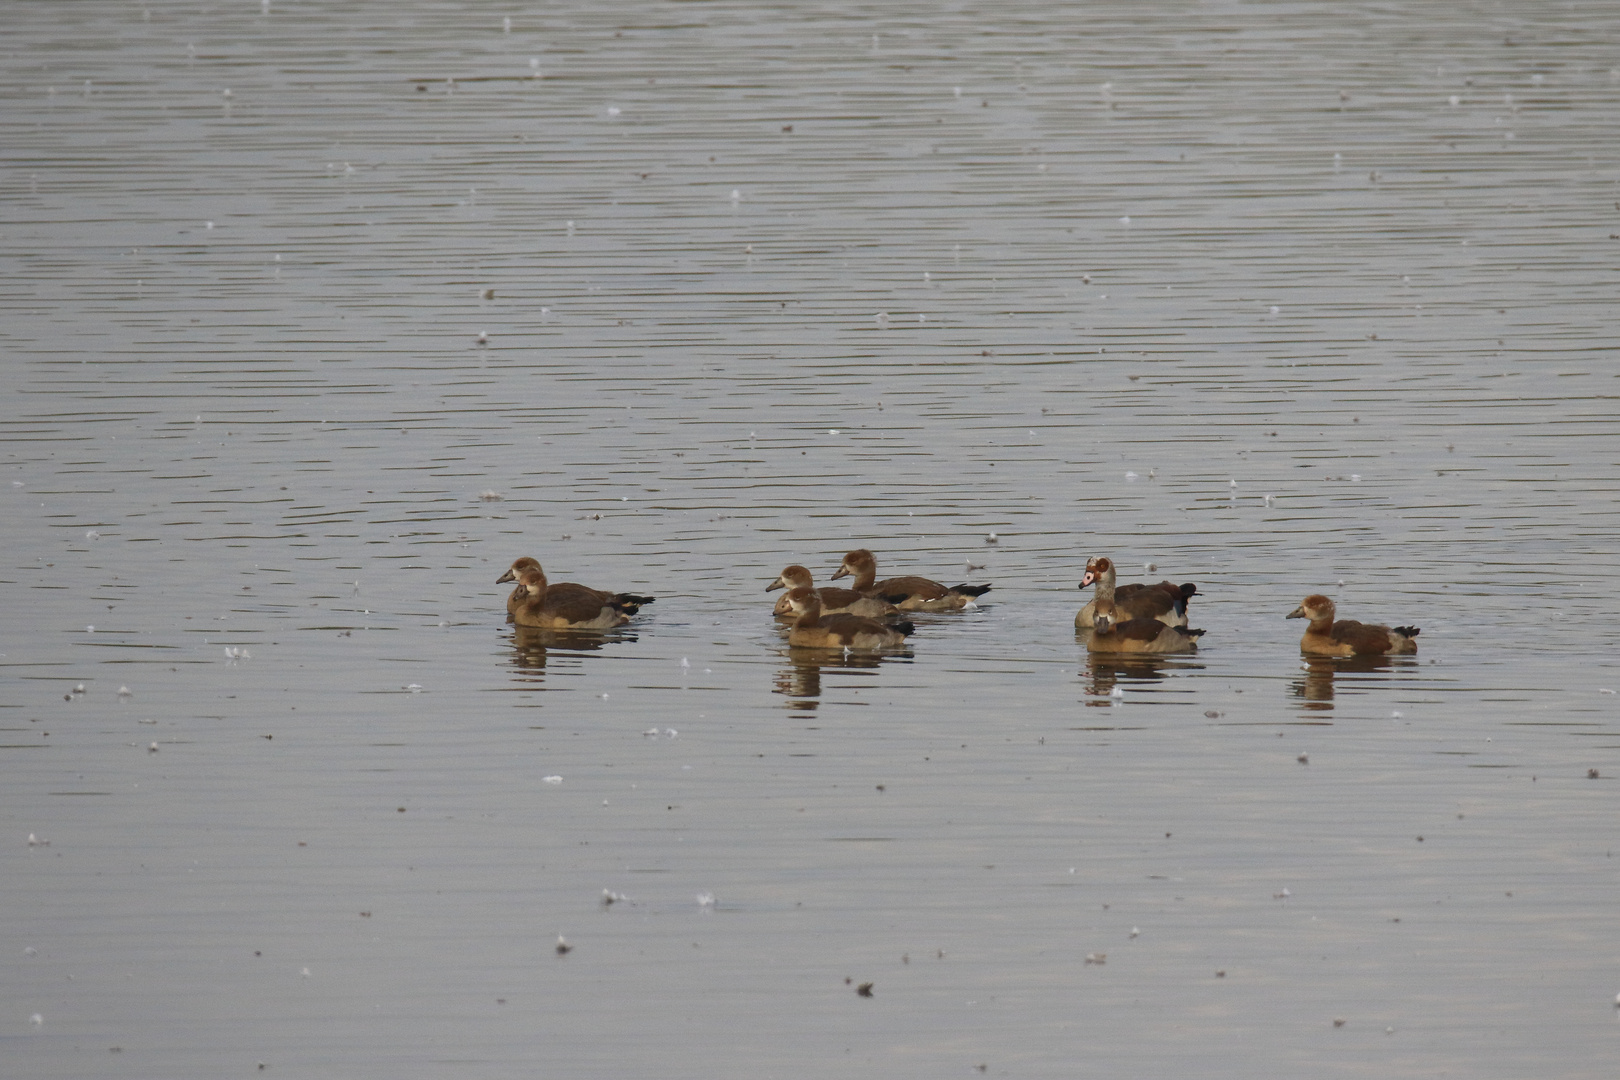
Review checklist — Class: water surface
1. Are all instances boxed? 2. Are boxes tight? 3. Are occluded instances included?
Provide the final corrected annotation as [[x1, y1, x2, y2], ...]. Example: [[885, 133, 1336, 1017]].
[[3, 2, 1619, 1076]]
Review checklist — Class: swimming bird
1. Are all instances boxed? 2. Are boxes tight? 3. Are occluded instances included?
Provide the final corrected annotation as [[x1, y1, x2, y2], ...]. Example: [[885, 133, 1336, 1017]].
[[1287, 594, 1418, 656], [505, 563, 647, 629], [829, 548, 990, 611], [766, 565, 899, 618], [497, 556, 655, 617], [1076, 556, 1195, 629], [1085, 593, 1204, 654], [781, 587, 914, 650]]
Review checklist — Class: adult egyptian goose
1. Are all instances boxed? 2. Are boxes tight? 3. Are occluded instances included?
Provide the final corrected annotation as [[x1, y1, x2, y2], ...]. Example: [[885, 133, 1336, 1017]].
[[497, 556, 655, 617], [1085, 594, 1204, 654], [781, 587, 915, 650], [509, 564, 640, 630], [1075, 556, 1195, 629], [766, 565, 900, 618], [829, 548, 990, 612], [1287, 594, 1418, 656]]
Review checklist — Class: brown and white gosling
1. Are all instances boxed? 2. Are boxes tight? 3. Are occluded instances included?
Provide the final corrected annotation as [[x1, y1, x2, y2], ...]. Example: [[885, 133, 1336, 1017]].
[[766, 565, 899, 618], [509, 564, 644, 630], [1287, 594, 1418, 656], [1085, 594, 1205, 654], [830, 548, 990, 612], [497, 556, 655, 618], [781, 587, 914, 650]]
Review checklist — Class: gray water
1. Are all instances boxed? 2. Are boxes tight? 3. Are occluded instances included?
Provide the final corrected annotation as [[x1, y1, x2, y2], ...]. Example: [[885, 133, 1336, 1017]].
[[4, 1, 1619, 1076]]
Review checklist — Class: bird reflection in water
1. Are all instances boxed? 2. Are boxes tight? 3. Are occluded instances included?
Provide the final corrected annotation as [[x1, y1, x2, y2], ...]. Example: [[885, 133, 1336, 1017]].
[[772, 650, 902, 712], [1291, 654, 1417, 712], [1081, 654, 1196, 706], [1077, 623, 1204, 705], [508, 626, 637, 676]]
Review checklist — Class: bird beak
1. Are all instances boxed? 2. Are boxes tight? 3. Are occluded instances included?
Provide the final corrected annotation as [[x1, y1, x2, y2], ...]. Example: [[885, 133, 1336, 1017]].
[[1286, 606, 1306, 619], [830, 564, 850, 580], [765, 578, 784, 592], [496, 570, 516, 584]]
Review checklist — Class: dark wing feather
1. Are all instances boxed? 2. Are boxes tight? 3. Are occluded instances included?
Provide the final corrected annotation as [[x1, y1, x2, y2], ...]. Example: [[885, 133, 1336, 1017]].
[[1329, 619, 1396, 655], [816, 586, 870, 610], [1115, 618, 1175, 642], [550, 582, 654, 615], [821, 613, 912, 642], [873, 575, 950, 602]]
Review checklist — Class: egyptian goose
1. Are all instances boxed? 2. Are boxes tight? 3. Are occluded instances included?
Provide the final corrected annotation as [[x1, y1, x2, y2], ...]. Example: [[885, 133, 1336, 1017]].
[[829, 548, 990, 612], [508, 564, 641, 630], [1085, 594, 1204, 654], [767, 565, 900, 618], [1287, 594, 1418, 656], [1075, 556, 1194, 629], [782, 587, 915, 650], [497, 556, 655, 617]]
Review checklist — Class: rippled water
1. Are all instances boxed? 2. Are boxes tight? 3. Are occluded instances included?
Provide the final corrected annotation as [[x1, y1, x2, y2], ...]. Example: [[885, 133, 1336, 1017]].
[[4, 2, 1619, 1076]]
